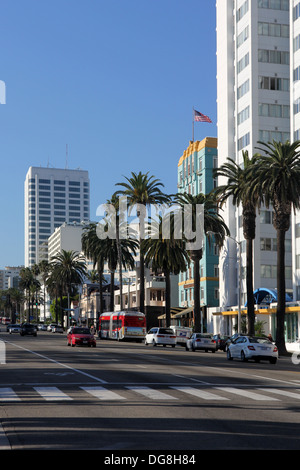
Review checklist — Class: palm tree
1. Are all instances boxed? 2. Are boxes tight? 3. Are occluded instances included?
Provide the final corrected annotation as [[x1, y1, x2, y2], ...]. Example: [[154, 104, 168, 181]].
[[19, 267, 35, 321], [82, 223, 107, 315], [214, 150, 260, 335], [142, 215, 190, 327], [50, 250, 87, 327], [254, 139, 300, 355], [115, 171, 170, 313], [175, 191, 229, 333]]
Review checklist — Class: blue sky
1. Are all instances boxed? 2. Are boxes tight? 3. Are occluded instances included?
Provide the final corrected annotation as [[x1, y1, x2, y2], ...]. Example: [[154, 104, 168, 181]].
[[0, 0, 217, 269]]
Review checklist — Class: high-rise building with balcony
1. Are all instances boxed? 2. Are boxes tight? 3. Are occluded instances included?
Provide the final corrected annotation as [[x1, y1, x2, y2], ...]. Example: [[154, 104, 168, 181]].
[[216, 0, 292, 315], [24, 166, 90, 267]]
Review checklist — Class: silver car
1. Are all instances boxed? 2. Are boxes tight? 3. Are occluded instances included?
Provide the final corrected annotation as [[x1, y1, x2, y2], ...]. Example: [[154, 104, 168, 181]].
[[8, 324, 21, 334], [186, 333, 216, 353]]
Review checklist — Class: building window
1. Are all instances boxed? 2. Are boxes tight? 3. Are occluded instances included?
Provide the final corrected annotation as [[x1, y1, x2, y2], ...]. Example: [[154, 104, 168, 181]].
[[236, 0, 249, 22], [237, 53, 249, 74], [258, 0, 289, 11], [258, 49, 289, 65], [258, 22, 289, 38], [258, 76, 289, 91], [237, 106, 250, 125], [237, 132, 250, 150], [258, 103, 290, 118]]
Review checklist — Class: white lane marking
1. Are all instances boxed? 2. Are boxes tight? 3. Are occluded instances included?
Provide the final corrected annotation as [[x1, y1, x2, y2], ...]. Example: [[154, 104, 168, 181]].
[[34, 387, 73, 401], [126, 386, 178, 400], [215, 387, 279, 401], [259, 388, 300, 399], [4, 341, 107, 383], [0, 424, 11, 450], [172, 386, 229, 400], [0, 387, 21, 401], [81, 386, 126, 400]]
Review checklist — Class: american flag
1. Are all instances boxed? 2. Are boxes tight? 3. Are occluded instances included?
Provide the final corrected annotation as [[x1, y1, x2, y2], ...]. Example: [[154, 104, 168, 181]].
[[194, 109, 212, 123]]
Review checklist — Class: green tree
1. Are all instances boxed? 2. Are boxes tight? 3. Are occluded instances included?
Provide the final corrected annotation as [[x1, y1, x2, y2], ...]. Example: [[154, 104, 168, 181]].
[[214, 150, 260, 335], [115, 171, 170, 313], [142, 215, 190, 327], [254, 140, 300, 355], [175, 191, 229, 333], [49, 250, 87, 327]]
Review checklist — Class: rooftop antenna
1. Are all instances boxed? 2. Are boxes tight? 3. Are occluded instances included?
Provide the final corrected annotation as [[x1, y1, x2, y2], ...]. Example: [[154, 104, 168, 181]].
[[65, 144, 68, 169]]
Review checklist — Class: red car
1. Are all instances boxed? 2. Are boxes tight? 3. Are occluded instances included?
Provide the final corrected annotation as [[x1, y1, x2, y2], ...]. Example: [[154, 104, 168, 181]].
[[67, 327, 96, 347]]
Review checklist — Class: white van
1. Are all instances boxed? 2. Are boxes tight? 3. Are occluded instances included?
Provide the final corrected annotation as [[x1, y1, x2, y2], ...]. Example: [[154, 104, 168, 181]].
[[170, 326, 193, 346]]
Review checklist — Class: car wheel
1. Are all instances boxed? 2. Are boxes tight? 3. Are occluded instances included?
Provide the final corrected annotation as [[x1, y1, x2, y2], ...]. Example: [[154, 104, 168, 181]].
[[227, 349, 232, 360], [269, 357, 277, 364], [211, 349, 215, 353], [241, 351, 247, 362], [152, 340, 157, 347], [144, 339, 148, 346]]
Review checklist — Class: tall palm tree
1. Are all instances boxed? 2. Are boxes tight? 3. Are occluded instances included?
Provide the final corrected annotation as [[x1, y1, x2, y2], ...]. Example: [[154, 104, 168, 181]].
[[19, 267, 35, 321], [82, 223, 106, 315], [115, 171, 170, 313], [214, 150, 260, 335], [50, 250, 87, 327], [142, 215, 190, 327], [254, 139, 300, 355], [175, 191, 229, 333]]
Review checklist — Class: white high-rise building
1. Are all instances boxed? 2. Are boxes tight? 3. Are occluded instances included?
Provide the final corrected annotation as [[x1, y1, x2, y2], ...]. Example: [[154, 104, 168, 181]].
[[24, 166, 90, 267], [216, 0, 292, 310]]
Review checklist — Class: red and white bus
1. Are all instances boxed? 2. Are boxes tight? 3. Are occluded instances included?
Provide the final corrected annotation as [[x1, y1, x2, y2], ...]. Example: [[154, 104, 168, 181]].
[[99, 311, 146, 342], [1, 317, 10, 325]]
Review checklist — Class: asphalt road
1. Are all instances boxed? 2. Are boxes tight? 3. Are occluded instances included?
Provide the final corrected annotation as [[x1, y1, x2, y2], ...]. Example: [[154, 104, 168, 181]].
[[1, 330, 300, 453]]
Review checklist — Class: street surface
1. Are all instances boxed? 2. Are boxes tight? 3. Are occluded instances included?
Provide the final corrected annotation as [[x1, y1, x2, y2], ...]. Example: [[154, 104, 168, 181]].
[[1, 330, 300, 452]]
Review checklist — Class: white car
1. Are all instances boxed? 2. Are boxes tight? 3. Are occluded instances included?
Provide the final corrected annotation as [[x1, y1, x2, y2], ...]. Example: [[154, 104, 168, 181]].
[[145, 327, 176, 347], [186, 333, 216, 352], [8, 324, 21, 334], [52, 325, 64, 333], [227, 335, 278, 364]]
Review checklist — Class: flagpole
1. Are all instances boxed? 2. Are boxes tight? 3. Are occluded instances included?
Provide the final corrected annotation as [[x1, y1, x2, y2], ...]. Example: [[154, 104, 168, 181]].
[[192, 107, 194, 142]]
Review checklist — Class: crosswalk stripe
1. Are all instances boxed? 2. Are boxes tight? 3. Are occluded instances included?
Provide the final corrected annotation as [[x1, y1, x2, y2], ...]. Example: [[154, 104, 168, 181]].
[[34, 387, 73, 401], [126, 386, 178, 400], [259, 388, 300, 399], [81, 386, 126, 400], [171, 386, 229, 400], [0, 387, 21, 401], [215, 387, 279, 401]]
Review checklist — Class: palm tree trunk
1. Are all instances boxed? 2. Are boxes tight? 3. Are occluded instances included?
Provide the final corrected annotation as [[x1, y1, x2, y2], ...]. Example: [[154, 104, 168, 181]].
[[193, 254, 201, 333], [110, 271, 114, 311], [139, 235, 145, 313], [246, 238, 255, 335], [98, 267, 104, 315], [276, 228, 288, 355], [165, 270, 171, 327]]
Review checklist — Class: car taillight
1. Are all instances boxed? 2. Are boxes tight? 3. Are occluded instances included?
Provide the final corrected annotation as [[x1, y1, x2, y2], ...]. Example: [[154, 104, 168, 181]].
[[247, 345, 255, 350], [170, 336, 176, 338], [273, 346, 278, 352], [196, 339, 201, 342], [157, 335, 164, 337], [211, 340, 216, 343]]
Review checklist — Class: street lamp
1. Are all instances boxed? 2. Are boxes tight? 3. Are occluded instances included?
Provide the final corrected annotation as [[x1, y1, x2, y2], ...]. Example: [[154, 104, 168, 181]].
[[207, 232, 242, 333]]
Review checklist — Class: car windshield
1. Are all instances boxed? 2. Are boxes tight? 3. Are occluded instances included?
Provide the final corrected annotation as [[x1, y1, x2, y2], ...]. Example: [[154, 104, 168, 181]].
[[195, 334, 212, 338], [72, 328, 90, 334], [248, 337, 271, 344]]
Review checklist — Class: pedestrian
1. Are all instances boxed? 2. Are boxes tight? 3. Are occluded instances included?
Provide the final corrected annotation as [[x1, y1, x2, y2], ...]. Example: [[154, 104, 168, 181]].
[[267, 333, 274, 342]]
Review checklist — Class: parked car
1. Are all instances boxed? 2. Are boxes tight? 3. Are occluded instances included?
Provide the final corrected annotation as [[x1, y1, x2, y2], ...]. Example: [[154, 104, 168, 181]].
[[227, 335, 278, 364], [8, 324, 21, 334], [213, 334, 230, 351], [20, 323, 37, 336], [144, 327, 176, 347], [37, 324, 47, 331], [67, 327, 96, 347], [47, 323, 60, 332], [52, 325, 64, 333], [224, 333, 241, 351], [186, 333, 216, 352]]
